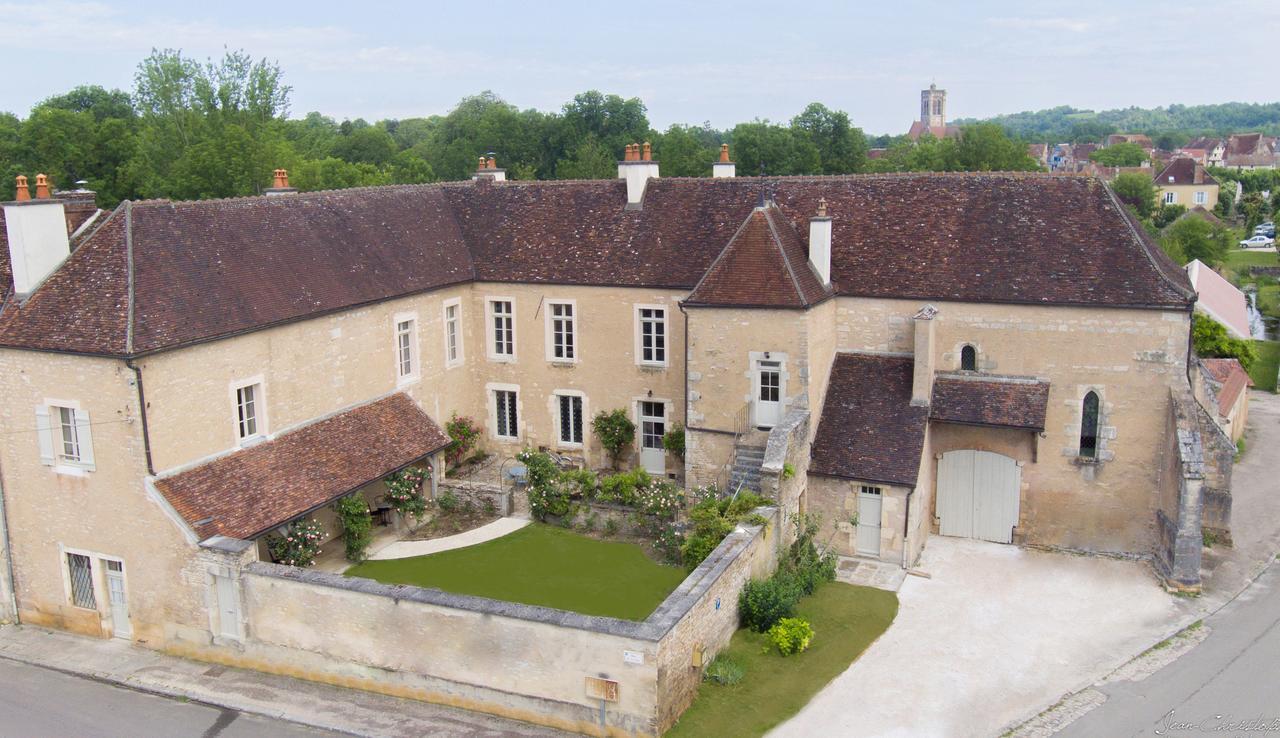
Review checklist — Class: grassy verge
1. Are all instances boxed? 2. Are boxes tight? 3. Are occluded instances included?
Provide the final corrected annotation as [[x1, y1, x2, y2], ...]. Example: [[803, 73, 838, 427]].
[[666, 582, 898, 737], [345, 523, 685, 620], [1223, 248, 1278, 281], [1249, 340, 1280, 392]]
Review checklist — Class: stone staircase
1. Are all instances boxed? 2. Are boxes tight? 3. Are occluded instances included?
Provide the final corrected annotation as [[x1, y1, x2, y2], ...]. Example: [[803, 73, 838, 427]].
[[727, 444, 766, 495]]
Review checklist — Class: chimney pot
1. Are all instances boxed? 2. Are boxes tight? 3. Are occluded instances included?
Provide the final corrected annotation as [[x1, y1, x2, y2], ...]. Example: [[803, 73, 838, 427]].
[[479, 156, 487, 169], [35, 174, 52, 199], [14, 175, 30, 202], [719, 144, 730, 163], [272, 168, 290, 189], [487, 156, 496, 169], [642, 142, 652, 161], [817, 197, 828, 218]]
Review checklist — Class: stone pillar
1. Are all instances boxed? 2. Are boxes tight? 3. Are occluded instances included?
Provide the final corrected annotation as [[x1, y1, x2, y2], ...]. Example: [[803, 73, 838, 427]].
[[197, 536, 258, 643], [911, 305, 938, 406]]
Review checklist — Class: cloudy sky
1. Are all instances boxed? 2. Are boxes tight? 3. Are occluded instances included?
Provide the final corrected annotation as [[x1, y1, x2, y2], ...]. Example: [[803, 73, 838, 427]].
[[1, 0, 1275, 134]]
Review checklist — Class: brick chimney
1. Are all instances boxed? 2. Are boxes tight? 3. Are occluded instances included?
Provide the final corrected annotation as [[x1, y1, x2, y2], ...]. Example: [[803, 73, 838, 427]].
[[617, 141, 659, 208], [910, 305, 938, 407], [472, 155, 507, 182], [4, 174, 71, 297], [713, 144, 736, 178], [808, 198, 832, 285], [264, 168, 298, 196]]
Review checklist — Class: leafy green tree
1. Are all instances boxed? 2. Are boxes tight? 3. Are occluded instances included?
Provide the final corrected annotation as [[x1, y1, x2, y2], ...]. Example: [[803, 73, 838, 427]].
[[591, 409, 636, 470], [729, 120, 820, 176], [555, 136, 615, 180], [558, 91, 650, 161], [790, 102, 867, 174], [1160, 216, 1231, 266], [290, 157, 390, 191], [331, 125, 398, 165], [1153, 204, 1186, 229], [1111, 172, 1157, 217], [1089, 142, 1149, 167], [653, 123, 720, 177], [422, 91, 550, 180], [953, 123, 1038, 171], [1192, 313, 1257, 370]]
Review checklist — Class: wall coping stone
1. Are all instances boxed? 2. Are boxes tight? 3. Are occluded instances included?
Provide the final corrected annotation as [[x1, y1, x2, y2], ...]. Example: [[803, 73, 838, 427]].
[[244, 505, 778, 643], [762, 407, 809, 474]]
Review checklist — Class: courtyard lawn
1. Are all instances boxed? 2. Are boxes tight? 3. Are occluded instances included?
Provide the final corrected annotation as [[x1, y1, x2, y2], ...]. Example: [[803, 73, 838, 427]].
[[1251, 340, 1280, 392], [666, 582, 898, 738], [345, 523, 685, 620], [1223, 248, 1277, 280]]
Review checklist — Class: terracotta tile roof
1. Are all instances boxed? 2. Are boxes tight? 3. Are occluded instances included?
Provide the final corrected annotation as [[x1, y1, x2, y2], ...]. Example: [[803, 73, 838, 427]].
[[810, 353, 928, 486], [1107, 134, 1154, 149], [1155, 158, 1218, 186], [929, 374, 1050, 430], [1185, 137, 1222, 152], [1186, 259, 1251, 339], [0, 173, 1195, 356], [1201, 358, 1251, 417], [153, 393, 449, 541], [1185, 206, 1224, 227], [907, 121, 961, 141], [0, 211, 10, 304], [685, 204, 832, 308]]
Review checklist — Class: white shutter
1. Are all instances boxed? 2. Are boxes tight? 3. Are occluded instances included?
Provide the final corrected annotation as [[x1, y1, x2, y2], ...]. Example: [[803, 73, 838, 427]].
[[75, 408, 95, 470], [34, 405, 55, 465]]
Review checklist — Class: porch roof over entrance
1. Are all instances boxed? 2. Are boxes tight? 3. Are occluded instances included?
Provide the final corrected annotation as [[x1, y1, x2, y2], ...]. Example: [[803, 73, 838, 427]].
[[930, 374, 1050, 431], [810, 352, 929, 486], [154, 393, 449, 541]]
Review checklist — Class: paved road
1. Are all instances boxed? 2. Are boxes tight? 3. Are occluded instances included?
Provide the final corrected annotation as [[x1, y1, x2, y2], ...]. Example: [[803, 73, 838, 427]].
[[0, 658, 343, 738], [1057, 562, 1280, 738]]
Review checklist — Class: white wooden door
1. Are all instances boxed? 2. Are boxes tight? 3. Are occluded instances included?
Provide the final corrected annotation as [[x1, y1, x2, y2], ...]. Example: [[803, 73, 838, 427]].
[[936, 450, 1020, 544], [754, 359, 783, 429], [104, 560, 131, 638], [856, 487, 882, 556], [638, 401, 666, 476], [216, 574, 241, 639]]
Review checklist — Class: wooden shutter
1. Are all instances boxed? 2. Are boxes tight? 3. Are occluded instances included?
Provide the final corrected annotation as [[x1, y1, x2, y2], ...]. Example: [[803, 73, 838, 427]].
[[75, 408, 95, 470], [34, 405, 54, 465]]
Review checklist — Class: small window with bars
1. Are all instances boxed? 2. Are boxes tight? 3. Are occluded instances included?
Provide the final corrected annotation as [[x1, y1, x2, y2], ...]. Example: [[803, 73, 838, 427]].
[[491, 301, 514, 358], [550, 302, 575, 361], [235, 383, 260, 440], [558, 395, 584, 445], [67, 553, 96, 609], [494, 389, 518, 439], [960, 345, 977, 371], [639, 308, 666, 365]]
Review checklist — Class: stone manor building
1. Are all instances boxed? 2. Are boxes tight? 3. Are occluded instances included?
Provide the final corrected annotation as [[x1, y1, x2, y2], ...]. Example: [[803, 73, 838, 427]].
[[0, 151, 1227, 723]]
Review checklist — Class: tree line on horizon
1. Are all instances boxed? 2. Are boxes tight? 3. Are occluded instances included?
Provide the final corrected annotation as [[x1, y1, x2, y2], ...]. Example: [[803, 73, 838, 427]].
[[4, 49, 1047, 207], [953, 102, 1280, 147]]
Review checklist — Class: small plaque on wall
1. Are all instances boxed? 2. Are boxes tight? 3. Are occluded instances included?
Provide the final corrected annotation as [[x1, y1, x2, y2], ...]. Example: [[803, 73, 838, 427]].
[[623, 650, 644, 665]]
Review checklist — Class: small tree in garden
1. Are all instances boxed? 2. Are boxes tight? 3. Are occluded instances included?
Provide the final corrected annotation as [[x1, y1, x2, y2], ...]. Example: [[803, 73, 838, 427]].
[[592, 409, 635, 470], [383, 466, 430, 520], [444, 414, 481, 467], [266, 518, 326, 567], [662, 423, 686, 460], [332, 492, 373, 562]]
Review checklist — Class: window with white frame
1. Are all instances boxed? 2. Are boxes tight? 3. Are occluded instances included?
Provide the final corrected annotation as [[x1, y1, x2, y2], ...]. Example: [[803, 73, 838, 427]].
[[443, 300, 462, 367], [637, 306, 667, 366], [1194, 190, 1207, 205], [558, 394, 584, 445], [35, 402, 95, 470], [234, 382, 262, 441], [547, 301, 576, 362], [394, 316, 419, 382], [1163, 191, 1177, 205], [66, 552, 96, 609], [489, 300, 514, 360], [494, 389, 519, 439]]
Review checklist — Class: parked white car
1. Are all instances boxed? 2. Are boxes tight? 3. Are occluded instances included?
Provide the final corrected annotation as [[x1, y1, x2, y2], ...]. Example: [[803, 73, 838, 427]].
[[1240, 235, 1275, 248]]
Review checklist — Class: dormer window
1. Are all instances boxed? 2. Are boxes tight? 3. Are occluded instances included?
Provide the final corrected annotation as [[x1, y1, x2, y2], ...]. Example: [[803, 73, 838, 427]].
[[960, 345, 977, 371]]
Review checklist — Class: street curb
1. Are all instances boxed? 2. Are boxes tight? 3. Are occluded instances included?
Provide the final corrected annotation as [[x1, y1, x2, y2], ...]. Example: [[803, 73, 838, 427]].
[[0, 627, 361, 737], [998, 552, 1280, 737]]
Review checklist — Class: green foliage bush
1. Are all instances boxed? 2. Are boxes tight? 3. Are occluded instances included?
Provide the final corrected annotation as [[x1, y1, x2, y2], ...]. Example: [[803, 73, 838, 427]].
[[592, 409, 636, 470], [436, 490, 460, 513], [266, 518, 326, 568], [519, 450, 571, 521], [598, 468, 651, 505], [332, 493, 373, 563], [559, 468, 599, 500], [1112, 172, 1157, 218], [662, 424, 686, 460], [703, 655, 746, 685], [1193, 313, 1258, 370], [444, 414, 481, 467], [681, 492, 770, 571], [767, 618, 815, 656], [739, 575, 803, 632], [383, 466, 430, 520]]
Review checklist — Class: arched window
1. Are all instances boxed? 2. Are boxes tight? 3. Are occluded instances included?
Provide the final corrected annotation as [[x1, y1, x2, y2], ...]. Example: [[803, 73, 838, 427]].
[[960, 345, 977, 371], [1080, 392, 1100, 458]]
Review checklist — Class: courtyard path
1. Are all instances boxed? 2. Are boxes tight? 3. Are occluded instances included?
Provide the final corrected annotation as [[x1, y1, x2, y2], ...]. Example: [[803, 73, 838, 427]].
[[368, 516, 530, 560]]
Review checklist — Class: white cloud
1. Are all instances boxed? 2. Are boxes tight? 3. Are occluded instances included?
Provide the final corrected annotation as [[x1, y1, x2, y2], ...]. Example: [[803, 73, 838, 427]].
[[985, 16, 1099, 33]]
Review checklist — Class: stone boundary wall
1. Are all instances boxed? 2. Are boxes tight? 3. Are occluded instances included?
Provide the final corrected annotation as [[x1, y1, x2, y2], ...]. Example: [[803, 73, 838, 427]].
[[190, 507, 780, 736], [436, 480, 513, 517], [1152, 389, 1204, 592]]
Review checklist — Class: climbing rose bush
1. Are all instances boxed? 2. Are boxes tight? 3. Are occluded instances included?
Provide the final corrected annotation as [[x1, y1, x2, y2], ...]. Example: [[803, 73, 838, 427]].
[[266, 518, 326, 567], [384, 466, 430, 520], [634, 479, 685, 520]]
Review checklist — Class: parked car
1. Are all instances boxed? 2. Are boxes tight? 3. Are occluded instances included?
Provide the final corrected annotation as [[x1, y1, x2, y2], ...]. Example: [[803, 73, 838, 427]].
[[1240, 235, 1275, 248], [1256, 225, 1276, 238]]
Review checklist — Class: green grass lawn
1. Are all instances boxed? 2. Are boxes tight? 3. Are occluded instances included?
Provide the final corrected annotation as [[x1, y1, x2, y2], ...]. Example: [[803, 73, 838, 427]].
[[344, 523, 686, 620], [666, 582, 899, 738], [1250, 340, 1280, 392], [1223, 248, 1278, 281]]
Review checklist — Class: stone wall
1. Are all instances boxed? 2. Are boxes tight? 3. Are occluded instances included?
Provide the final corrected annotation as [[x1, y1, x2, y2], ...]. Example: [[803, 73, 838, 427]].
[[181, 508, 779, 737], [1152, 388, 1205, 591]]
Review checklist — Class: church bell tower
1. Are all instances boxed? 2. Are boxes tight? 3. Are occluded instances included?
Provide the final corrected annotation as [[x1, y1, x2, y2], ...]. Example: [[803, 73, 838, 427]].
[[920, 84, 946, 128]]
